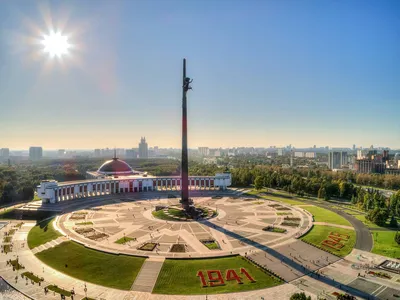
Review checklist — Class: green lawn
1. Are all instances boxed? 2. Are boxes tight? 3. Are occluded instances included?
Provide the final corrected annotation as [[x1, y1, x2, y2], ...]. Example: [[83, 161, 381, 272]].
[[301, 225, 356, 257], [27, 218, 62, 249], [153, 256, 282, 295], [0, 208, 16, 219], [152, 209, 188, 221], [353, 215, 398, 230], [301, 206, 352, 227], [36, 241, 146, 290], [371, 231, 400, 259], [115, 237, 135, 244]]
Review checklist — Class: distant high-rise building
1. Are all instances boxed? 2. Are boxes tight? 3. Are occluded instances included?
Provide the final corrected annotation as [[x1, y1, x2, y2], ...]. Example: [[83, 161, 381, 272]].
[[198, 147, 210, 156], [126, 149, 138, 158], [277, 148, 284, 156], [353, 144, 356, 151], [138, 137, 148, 158], [94, 149, 101, 157], [328, 151, 348, 169], [383, 150, 389, 163], [0, 148, 10, 158], [29, 147, 43, 160], [58, 149, 65, 157]]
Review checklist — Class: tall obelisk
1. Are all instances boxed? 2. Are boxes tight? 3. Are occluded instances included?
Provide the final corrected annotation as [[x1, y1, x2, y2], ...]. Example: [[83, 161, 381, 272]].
[[181, 58, 192, 211]]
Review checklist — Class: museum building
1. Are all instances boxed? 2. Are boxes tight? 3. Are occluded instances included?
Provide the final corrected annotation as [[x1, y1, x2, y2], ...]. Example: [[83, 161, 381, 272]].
[[37, 157, 232, 204]]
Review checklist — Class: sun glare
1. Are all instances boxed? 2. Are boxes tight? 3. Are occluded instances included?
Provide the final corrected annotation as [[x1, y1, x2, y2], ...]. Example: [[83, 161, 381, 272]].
[[41, 31, 71, 58]]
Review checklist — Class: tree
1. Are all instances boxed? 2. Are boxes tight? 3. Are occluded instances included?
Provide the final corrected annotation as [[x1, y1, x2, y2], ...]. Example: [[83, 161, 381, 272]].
[[290, 292, 311, 300], [366, 208, 389, 227], [318, 187, 325, 199], [395, 232, 400, 245], [390, 216, 398, 228], [254, 176, 263, 190]]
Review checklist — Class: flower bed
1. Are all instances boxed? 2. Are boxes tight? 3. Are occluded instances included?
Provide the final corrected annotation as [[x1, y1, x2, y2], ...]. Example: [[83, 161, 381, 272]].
[[368, 271, 392, 279], [75, 228, 95, 235], [75, 222, 93, 226], [201, 239, 221, 250], [9, 259, 24, 270], [3, 236, 12, 243], [46, 285, 72, 297], [284, 217, 301, 221], [138, 242, 157, 251], [262, 226, 287, 233], [3, 244, 12, 253], [170, 244, 186, 253], [275, 207, 291, 211], [22, 272, 44, 283], [281, 221, 299, 227]]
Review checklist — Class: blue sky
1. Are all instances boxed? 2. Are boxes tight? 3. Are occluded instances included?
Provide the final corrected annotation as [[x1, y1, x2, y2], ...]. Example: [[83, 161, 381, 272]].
[[0, 0, 399, 150]]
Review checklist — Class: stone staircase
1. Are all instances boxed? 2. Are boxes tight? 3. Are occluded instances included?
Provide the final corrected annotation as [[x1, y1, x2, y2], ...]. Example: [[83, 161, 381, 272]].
[[31, 236, 69, 254], [130, 258, 165, 292]]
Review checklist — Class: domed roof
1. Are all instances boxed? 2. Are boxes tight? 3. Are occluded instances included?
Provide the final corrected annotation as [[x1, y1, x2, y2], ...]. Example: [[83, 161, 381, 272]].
[[97, 158, 134, 175]]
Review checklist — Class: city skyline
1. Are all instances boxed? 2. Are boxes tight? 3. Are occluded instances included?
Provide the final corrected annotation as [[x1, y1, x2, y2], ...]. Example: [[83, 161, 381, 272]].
[[1, 0, 399, 149]]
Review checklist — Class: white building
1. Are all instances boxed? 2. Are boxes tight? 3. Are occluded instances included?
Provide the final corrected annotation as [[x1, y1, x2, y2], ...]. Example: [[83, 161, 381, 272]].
[[305, 152, 316, 158], [37, 157, 232, 204], [198, 147, 210, 156]]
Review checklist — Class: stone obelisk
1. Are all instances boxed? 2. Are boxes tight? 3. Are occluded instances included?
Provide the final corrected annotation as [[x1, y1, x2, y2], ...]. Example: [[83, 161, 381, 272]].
[[181, 58, 192, 211]]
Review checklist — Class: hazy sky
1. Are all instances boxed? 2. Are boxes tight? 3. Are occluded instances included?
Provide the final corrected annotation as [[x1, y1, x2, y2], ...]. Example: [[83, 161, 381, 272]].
[[0, 0, 399, 150]]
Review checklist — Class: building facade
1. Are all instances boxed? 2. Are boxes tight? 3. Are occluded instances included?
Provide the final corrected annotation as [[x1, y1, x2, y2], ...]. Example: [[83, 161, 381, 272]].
[[29, 147, 43, 160], [37, 157, 232, 204], [125, 149, 138, 158], [0, 148, 9, 158], [355, 159, 386, 174], [138, 137, 148, 158], [328, 151, 348, 169], [198, 147, 210, 156]]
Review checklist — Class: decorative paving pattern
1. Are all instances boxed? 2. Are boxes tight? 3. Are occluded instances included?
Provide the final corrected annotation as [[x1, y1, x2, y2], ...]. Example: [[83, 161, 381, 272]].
[[56, 195, 312, 258]]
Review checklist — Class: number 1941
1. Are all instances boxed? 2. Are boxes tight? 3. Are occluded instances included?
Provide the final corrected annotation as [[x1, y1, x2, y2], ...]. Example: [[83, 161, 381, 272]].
[[197, 268, 256, 287]]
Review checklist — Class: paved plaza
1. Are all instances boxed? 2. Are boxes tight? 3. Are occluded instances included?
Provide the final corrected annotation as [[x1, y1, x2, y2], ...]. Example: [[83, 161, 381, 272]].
[[0, 191, 400, 299], [53, 195, 312, 259]]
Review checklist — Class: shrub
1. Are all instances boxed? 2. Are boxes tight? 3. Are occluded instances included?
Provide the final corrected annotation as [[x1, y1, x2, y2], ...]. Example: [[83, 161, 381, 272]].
[[290, 292, 311, 300]]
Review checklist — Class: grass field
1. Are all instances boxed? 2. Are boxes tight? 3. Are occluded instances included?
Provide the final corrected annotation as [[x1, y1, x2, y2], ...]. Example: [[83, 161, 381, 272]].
[[27, 218, 62, 249], [153, 256, 282, 295], [371, 231, 400, 259], [301, 225, 356, 257], [301, 206, 352, 227], [36, 241, 145, 290]]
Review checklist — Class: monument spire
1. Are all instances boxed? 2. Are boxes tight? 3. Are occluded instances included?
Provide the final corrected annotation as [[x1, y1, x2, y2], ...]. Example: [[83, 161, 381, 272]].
[[181, 58, 192, 211]]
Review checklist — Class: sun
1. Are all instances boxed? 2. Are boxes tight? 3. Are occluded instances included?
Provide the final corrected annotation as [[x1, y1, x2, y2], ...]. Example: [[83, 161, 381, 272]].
[[41, 31, 71, 58]]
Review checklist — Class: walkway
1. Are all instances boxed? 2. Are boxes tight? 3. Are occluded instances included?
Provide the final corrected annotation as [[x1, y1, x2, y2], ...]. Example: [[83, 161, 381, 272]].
[[131, 257, 165, 292]]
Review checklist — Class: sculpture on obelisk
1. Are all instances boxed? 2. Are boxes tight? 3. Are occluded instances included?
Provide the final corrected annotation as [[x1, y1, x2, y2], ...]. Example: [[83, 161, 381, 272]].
[[181, 58, 192, 211]]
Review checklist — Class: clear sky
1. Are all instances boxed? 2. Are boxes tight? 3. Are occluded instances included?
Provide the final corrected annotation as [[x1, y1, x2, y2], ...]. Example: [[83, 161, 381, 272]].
[[0, 0, 399, 150]]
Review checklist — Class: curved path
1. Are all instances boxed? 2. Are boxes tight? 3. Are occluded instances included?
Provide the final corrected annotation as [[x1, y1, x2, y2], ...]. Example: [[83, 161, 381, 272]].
[[297, 198, 373, 252]]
